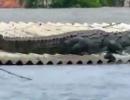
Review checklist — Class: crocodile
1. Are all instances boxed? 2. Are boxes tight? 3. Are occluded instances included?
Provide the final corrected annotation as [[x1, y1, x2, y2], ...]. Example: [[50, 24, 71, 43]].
[[0, 29, 130, 56]]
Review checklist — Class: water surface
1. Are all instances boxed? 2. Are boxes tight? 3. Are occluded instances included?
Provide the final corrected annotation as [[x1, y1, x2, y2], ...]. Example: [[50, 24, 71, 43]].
[[0, 65, 130, 100], [0, 7, 130, 23]]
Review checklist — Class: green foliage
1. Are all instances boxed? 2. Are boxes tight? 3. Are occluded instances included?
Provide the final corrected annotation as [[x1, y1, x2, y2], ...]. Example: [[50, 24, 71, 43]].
[[51, 0, 77, 7], [51, 0, 63, 7], [100, 0, 113, 6], [77, 0, 101, 7], [51, 0, 101, 8], [63, 0, 77, 7], [23, 0, 124, 8]]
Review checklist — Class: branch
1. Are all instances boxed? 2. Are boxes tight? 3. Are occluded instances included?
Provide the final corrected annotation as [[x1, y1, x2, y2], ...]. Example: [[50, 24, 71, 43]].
[[0, 68, 32, 81]]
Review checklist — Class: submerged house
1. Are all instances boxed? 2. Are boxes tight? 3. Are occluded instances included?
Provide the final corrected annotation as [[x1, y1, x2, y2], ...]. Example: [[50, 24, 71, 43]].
[[0, 0, 21, 8], [0, 0, 53, 8]]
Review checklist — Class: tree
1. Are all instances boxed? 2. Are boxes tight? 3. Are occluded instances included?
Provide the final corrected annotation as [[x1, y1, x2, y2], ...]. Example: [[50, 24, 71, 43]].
[[23, 0, 37, 8], [22, 0, 129, 8], [100, 0, 115, 6], [51, 0, 101, 8], [51, 0, 64, 7], [114, 0, 124, 6], [124, 0, 130, 7], [77, 0, 101, 7]]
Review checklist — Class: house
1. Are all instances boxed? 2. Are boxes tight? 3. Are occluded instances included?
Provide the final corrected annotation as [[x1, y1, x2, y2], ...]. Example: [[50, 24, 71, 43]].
[[0, 0, 21, 8]]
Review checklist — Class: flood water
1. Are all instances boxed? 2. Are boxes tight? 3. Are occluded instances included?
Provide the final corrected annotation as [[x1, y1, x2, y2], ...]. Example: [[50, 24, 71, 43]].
[[0, 7, 130, 23], [0, 65, 130, 100]]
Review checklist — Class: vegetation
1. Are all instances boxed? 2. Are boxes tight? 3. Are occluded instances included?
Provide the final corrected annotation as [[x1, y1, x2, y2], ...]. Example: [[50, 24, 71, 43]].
[[22, 0, 125, 8]]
